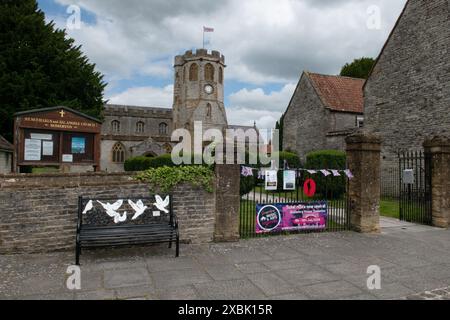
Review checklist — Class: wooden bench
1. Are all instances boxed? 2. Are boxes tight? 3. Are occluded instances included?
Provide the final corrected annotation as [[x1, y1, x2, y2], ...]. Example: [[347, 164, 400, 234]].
[[76, 195, 179, 265]]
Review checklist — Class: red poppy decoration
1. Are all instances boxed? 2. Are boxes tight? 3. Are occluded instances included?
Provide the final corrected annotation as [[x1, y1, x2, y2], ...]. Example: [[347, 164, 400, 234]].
[[303, 179, 316, 198]]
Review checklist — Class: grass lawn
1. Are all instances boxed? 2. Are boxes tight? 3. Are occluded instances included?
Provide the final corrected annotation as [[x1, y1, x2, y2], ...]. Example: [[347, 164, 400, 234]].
[[380, 199, 400, 219]]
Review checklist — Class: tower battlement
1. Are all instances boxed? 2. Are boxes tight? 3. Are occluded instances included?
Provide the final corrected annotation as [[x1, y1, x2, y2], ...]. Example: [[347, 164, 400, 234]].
[[175, 49, 225, 66]]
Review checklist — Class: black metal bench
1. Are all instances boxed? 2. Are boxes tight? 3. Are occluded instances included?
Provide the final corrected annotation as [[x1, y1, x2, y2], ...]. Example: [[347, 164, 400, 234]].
[[76, 195, 179, 265]]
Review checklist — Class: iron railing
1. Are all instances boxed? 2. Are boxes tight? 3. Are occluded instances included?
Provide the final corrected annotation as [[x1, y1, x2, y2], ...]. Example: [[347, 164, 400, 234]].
[[398, 151, 432, 225], [239, 168, 350, 239]]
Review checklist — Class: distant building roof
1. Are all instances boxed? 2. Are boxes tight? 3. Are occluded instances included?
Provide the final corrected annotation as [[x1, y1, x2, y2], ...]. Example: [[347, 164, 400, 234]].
[[105, 104, 173, 114], [306, 72, 365, 114], [0, 135, 13, 152]]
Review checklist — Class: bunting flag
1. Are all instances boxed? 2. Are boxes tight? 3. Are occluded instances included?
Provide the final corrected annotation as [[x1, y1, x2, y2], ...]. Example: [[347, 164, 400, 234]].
[[344, 169, 354, 179], [239, 166, 354, 179], [241, 166, 254, 177], [331, 170, 341, 177], [320, 170, 331, 177], [203, 26, 214, 32]]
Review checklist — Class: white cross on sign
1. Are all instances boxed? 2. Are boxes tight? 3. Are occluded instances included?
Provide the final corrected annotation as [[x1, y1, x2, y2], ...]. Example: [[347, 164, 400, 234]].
[[59, 110, 66, 118]]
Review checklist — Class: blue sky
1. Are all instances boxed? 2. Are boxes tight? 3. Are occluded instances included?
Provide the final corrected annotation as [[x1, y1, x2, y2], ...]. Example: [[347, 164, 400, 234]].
[[36, 0, 406, 129]]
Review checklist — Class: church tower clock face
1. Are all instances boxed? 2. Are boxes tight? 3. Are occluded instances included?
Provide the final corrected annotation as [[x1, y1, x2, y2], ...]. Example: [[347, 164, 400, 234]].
[[204, 84, 214, 95]]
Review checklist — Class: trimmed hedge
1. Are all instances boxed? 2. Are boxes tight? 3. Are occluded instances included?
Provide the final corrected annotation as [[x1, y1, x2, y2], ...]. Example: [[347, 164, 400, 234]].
[[305, 150, 346, 199], [124, 154, 176, 171]]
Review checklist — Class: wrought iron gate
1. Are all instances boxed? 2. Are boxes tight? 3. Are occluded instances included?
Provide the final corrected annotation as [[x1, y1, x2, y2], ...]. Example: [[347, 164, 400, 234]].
[[398, 151, 432, 225], [239, 168, 350, 239]]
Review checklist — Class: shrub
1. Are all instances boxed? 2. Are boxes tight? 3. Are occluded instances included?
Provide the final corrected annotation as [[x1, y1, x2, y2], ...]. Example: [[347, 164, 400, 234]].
[[305, 150, 346, 199], [149, 154, 177, 168], [124, 156, 153, 172], [135, 165, 215, 193]]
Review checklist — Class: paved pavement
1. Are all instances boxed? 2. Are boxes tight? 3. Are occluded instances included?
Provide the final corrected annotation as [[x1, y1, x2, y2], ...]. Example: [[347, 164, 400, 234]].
[[1, 218, 449, 300]]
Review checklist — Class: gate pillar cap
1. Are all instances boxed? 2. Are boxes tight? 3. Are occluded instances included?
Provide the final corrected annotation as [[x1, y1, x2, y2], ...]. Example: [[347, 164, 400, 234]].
[[423, 136, 450, 148], [345, 131, 382, 145]]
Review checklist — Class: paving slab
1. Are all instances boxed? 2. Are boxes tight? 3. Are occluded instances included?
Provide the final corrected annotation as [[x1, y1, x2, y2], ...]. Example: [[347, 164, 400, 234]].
[[300, 280, 364, 300], [104, 267, 151, 289], [1, 223, 449, 300], [194, 279, 266, 300], [151, 268, 212, 289]]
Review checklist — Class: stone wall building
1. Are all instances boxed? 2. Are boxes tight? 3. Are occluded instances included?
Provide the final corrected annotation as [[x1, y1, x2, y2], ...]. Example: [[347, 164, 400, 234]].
[[101, 49, 257, 172], [283, 72, 365, 160], [364, 0, 450, 170], [101, 105, 173, 172], [0, 135, 13, 174]]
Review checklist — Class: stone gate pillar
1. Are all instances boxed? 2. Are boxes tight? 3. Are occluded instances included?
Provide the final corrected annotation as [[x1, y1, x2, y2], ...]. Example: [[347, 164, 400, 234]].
[[345, 132, 382, 233], [214, 164, 240, 242], [424, 137, 450, 228]]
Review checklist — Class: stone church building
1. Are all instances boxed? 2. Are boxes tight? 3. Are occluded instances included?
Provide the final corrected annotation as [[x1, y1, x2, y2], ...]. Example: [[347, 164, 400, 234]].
[[364, 0, 450, 169], [101, 49, 251, 172], [283, 71, 364, 160]]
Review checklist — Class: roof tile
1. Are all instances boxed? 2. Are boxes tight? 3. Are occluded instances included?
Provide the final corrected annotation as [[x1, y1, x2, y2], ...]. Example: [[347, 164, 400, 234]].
[[307, 73, 365, 113]]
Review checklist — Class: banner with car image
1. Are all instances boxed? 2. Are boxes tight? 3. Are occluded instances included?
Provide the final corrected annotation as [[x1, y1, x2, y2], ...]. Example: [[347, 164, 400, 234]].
[[256, 201, 327, 234]]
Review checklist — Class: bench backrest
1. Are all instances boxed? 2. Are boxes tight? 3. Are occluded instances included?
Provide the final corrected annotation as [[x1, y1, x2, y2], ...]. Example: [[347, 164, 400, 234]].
[[77, 195, 173, 228]]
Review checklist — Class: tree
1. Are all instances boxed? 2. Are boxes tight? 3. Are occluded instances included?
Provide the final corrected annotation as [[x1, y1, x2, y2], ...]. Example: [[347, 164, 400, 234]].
[[340, 57, 375, 79], [275, 113, 285, 151], [0, 0, 106, 141]]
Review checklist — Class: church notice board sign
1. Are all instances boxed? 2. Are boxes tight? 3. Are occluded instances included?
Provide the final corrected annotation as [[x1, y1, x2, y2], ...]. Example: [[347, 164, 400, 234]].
[[13, 106, 102, 172]]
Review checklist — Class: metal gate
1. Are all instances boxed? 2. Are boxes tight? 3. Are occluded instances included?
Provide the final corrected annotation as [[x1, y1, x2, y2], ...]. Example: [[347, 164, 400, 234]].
[[240, 168, 350, 238], [398, 151, 432, 225]]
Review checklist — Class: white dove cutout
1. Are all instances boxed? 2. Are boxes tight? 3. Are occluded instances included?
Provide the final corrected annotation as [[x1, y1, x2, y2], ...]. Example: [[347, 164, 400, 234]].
[[114, 212, 127, 224], [97, 200, 127, 224], [154, 195, 170, 214], [128, 199, 148, 220], [82, 200, 94, 214]]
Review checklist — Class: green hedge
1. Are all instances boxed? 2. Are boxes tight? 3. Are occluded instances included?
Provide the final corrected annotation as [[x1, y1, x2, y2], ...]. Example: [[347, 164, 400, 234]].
[[136, 165, 215, 193], [124, 154, 210, 171], [305, 150, 346, 199]]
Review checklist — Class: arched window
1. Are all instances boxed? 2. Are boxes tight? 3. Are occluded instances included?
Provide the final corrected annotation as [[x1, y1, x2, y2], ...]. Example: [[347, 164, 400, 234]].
[[136, 121, 145, 133], [219, 67, 223, 84], [111, 120, 120, 133], [206, 103, 212, 118], [189, 63, 198, 81], [159, 122, 168, 135], [112, 142, 125, 163], [205, 63, 214, 81]]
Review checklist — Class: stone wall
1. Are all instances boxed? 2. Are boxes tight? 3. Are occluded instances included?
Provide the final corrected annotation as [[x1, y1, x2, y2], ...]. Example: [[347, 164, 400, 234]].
[[364, 0, 450, 169], [0, 172, 216, 254], [283, 74, 328, 161], [0, 151, 12, 174], [283, 74, 360, 160]]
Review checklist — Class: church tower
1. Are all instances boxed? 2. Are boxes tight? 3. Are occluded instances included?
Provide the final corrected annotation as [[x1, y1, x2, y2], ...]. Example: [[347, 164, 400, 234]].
[[172, 49, 228, 134]]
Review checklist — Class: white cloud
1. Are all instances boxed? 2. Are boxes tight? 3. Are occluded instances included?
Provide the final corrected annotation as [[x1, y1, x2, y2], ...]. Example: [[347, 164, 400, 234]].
[[50, 0, 407, 85], [229, 83, 296, 112], [108, 85, 173, 108]]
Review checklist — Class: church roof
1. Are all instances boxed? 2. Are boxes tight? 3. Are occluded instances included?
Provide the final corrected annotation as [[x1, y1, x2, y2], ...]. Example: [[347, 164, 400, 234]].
[[306, 72, 365, 114], [0, 135, 13, 152]]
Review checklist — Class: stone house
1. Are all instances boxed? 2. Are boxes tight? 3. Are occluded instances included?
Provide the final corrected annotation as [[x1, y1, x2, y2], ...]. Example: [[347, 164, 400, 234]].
[[283, 71, 365, 160], [0, 135, 13, 174], [364, 0, 450, 170]]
